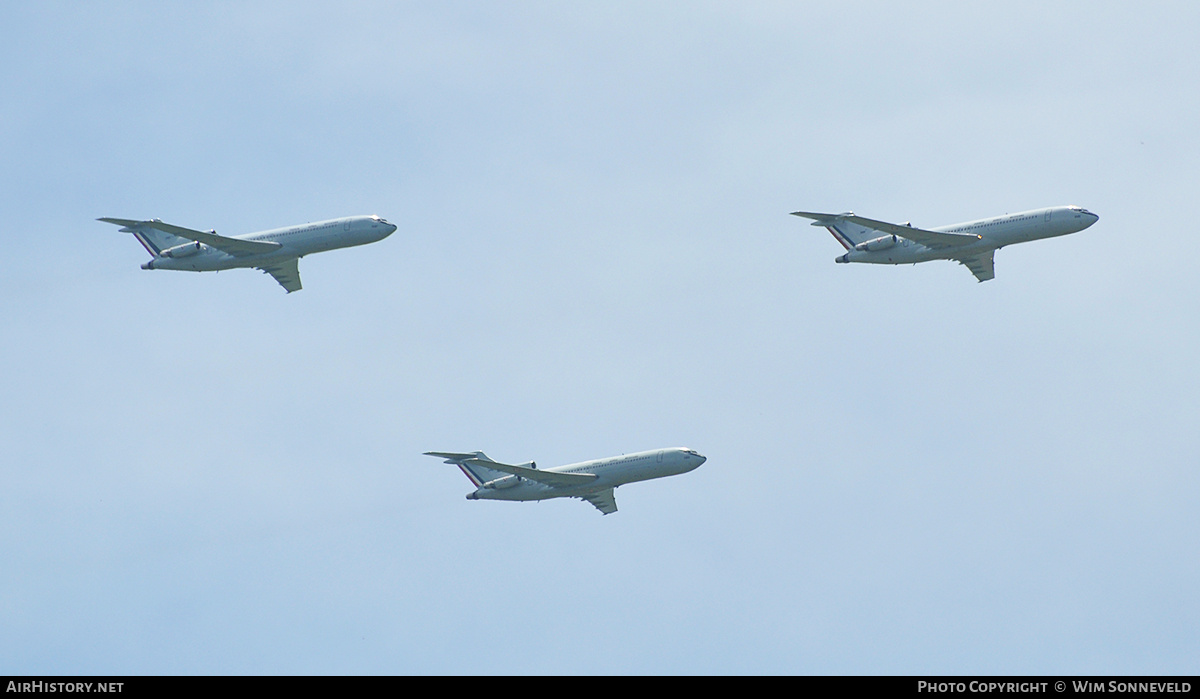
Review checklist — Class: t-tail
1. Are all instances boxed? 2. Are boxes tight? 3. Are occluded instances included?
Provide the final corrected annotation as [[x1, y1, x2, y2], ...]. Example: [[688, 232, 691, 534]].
[[97, 218, 193, 258], [790, 211, 891, 250], [424, 451, 534, 487]]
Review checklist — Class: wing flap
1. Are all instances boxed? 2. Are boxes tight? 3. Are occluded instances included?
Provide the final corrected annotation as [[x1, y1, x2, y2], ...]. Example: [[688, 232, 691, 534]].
[[580, 488, 618, 515], [956, 251, 995, 282], [258, 259, 302, 293]]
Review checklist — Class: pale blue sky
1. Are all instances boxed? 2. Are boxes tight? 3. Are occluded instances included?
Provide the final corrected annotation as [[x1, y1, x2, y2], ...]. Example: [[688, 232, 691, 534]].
[[2, 2, 1197, 674]]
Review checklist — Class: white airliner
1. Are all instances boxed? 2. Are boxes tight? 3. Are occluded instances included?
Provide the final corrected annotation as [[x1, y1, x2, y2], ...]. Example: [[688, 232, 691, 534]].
[[98, 215, 398, 292], [792, 205, 1098, 282], [425, 447, 707, 515]]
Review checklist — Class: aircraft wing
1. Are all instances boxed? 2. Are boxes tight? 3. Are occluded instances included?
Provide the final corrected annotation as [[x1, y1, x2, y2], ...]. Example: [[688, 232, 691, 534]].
[[257, 259, 302, 293], [841, 214, 980, 249], [956, 251, 995, 282], [463, 458, 598, 488], [791, 211, 980, 249], [580, 488, 618, 515], [103, 218, 282, 257]]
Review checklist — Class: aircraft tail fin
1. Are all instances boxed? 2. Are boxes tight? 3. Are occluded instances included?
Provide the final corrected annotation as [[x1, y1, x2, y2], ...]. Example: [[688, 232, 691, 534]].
[[790, 211, 883, 250], [98, 217, 191, 258], [425, 451, 519, 487]]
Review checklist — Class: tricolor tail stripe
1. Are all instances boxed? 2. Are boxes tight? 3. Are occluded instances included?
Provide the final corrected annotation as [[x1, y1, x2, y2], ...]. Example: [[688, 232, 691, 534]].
[[826, 225, 853, 250], [457, 463, 484, 487], [132, 231, 162, 256]]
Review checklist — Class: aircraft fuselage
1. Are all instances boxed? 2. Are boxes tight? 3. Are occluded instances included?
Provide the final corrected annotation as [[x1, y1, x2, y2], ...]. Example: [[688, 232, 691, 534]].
[[142, 215, 396, 272], [467, 447, 706, 503], [835, 206, 1097, 266]]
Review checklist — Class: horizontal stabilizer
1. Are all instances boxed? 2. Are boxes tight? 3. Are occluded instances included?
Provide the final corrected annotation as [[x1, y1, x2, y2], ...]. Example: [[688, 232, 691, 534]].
[[425, 451, 493, 464], [97, 217, 146, 231], [790, 211, 854, 226]]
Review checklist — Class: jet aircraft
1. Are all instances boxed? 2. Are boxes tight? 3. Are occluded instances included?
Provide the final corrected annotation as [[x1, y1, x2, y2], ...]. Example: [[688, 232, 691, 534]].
[[425, 447, 706, 515], [792, 205, 1098, 282], [98, 215, 398, 292]]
